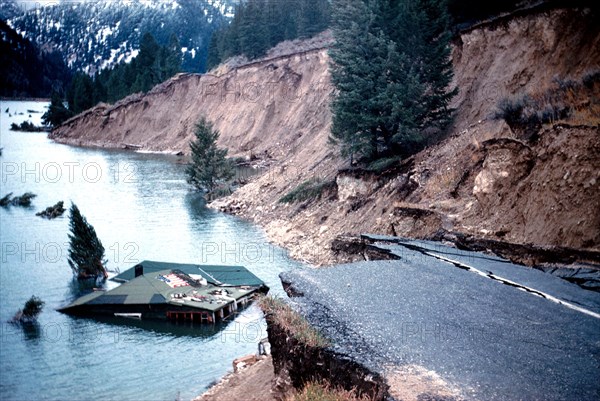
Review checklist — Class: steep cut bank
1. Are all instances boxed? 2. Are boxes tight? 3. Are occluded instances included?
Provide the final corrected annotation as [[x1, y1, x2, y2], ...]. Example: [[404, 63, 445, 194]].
[[215, 7, 600, 264], [51, 7, 600, 265], [50, 46, 334, 163]]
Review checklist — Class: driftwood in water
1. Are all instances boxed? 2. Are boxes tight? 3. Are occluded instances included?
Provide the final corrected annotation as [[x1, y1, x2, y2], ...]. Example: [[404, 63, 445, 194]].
[[0, 192, 36, 207], [36, 201, 66, 219]]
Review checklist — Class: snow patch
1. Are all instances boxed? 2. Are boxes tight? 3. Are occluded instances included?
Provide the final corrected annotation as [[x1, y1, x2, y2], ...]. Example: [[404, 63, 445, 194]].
[[124, 49, 139, 63], [96, 25, 116, 43]]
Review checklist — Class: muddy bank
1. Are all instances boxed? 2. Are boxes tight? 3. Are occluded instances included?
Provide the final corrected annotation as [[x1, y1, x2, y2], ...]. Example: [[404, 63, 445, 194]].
[[194, 356, 276, 401], [264, 302, 388, 401], [209, 8, 600, 265], [50, 46, 334, 160], [213, 122, 600, 267]]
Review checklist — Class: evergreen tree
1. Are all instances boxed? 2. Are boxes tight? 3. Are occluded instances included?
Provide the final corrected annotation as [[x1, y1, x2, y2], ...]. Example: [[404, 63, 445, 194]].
[[12, 296, 44, 323], [330, 0, 456, 163], [223, 5, 243, 58], [298, 0, 331, 39], [67, 203, 107, 280], [42, 90, 74, 127], [186, 117, 234, 193], [164, 33, 182, 77], [391, 0, 457, 131], [207, 31, 222, 70], [417, 0, 458, 130], [70, 73, 95, 114], [138, 32, 160, 70], [240, 0, 269, 60], [123, 60, 138, 91], [21, 296, 44, 319], [106, 69, 127, 103], [329, 0, 392, 160], [265, 0, 286, 47], [92, 75, 107, 105]]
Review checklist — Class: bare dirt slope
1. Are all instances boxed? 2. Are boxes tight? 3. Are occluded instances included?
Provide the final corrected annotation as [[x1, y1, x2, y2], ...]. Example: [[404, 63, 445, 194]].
[[215, 7, 600, 264], [194, 357, 276, 401], [51, 47, 334, 164], [51, 8, 600, 265]]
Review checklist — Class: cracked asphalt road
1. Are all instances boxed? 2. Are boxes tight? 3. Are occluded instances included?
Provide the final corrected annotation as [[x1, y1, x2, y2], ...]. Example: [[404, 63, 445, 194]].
[[281, 238, 600, 400]]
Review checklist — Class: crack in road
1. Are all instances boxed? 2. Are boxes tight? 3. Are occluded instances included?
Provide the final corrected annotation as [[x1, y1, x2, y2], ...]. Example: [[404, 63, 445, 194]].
[[388, 242, 600, 320]]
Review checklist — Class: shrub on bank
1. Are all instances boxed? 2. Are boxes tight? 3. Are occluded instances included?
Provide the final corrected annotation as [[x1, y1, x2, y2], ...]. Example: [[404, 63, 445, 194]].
[[259, 296, 329, 348], [10, 120, 46, 132], [279, 178, 336, 204], [495, 70, 600, 133], [287, 381, 374, 401]]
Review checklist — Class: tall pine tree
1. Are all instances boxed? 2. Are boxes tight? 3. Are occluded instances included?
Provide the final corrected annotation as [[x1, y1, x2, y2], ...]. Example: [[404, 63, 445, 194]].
[[67, 203, 107, 280], [206, 31, 222, 70], [391, 0, 457, 131], [330, 0, 457, 163], [239, 0, 269, 60], [186, 117, 234, 193], [42, 90, 74, 127], [329, 0, 384, 161]]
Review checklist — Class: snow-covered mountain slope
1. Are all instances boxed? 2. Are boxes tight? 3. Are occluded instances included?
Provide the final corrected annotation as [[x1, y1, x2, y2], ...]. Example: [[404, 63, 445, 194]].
[[6, 0, 235, 74], [0, 0, 22, 20]]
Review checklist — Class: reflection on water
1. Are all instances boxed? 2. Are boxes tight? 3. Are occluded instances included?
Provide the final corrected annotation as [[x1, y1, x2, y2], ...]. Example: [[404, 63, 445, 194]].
[[73, 314, 231, 339], [0, 100, 302, 401], [13, 321, 43, 343]]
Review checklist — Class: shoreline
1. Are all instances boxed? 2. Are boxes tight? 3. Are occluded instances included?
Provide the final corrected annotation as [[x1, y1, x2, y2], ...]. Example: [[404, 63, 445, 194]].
[[194, 355, 276, 401]]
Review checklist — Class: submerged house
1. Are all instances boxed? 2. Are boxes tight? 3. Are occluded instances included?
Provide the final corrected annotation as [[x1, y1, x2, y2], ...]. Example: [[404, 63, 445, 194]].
[[59, 261, 269, 323]]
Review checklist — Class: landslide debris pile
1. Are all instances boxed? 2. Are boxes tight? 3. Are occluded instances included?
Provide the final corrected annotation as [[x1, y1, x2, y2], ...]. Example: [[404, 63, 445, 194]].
[[51, 7, 600, 264]]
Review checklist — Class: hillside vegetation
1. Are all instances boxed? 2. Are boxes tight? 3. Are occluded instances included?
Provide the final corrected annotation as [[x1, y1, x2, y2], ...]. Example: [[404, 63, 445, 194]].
[[50, 6, 600, 264], [6, 0, 231, 73], [208, 0, 331, 69], [0, 19, 71, 98]]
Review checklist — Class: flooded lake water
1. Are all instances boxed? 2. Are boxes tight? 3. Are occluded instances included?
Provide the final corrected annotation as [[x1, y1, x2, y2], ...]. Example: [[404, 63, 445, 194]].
[[0, 100, 301, 401]]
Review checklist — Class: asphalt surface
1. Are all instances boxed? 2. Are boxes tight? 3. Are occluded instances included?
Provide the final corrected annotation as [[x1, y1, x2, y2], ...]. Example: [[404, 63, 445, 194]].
[[281, 238, 600, 400], [364, 235, 600, 316]]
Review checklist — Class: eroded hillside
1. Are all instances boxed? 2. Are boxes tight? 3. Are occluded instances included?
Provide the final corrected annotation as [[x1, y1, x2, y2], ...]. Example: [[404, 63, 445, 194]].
[[51, 46, 334, 161], [51, 7, 600, 265]]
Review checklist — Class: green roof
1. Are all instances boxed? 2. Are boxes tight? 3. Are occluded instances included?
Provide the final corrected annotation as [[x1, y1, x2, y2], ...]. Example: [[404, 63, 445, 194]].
[[113, 260, 265, 287], [61, 261, 268, 315], [66, 273, 171, 308]]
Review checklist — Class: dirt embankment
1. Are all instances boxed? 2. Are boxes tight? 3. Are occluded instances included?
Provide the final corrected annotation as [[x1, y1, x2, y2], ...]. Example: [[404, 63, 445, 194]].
[[214, 7, 600, 265], [264, 312, 388, 401], [50, 45, 334, 163], [194, 356, 277, 401], [51, 8, 600, 266]]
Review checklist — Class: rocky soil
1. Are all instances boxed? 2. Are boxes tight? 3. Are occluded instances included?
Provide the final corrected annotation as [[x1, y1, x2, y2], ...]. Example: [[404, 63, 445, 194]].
[[194, 357, 276, 401], [51, 8, 600, 267], [211, 7, 600, 266]]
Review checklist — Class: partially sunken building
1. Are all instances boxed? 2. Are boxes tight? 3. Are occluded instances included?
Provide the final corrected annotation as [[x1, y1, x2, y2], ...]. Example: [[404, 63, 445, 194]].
[[59, 261, 269, 323]]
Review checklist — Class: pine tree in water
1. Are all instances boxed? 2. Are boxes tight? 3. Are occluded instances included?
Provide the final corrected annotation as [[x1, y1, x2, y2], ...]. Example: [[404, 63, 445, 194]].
[[67, 203, 107, 280], [186, 117, 234, 193]]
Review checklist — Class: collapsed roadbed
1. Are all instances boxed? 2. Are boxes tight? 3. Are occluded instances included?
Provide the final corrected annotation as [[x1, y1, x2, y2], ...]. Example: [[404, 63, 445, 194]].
[[333, 233, 600, 292], [278, 239, 600, 400]]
